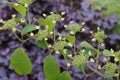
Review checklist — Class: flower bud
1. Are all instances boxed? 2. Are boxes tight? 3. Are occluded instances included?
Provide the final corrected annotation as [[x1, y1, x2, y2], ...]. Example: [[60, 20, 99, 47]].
[[67, 63, 71, 67], [61, 11, 65, 15], [81, 22, 85, 26], [91, 38, 96, 42], [12, 28, 16, 32], [55, 51, 60, 54], [64, 25, 67, 28], [90, 58, 95, 62], [43, 13, 46, 17], [36, 26, 39, 29]]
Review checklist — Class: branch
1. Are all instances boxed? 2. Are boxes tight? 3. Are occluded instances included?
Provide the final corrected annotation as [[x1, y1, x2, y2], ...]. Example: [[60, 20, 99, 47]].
[[86, 64, 104, 78]]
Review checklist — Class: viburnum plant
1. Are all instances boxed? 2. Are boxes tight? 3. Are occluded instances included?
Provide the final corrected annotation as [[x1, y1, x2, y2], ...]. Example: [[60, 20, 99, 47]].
[[0, 0, 120, 80]]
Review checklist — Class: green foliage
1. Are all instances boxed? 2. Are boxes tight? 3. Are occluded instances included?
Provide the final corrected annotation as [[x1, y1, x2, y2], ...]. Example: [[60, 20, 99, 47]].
[[87, 0, 120, 19], [10, 48, 32, 75], [114, 50, 120, 62], [18, 0, 35, 6], [103, 62, 116, 78], [53, 41, 68, 51], [21, 25, 36, 35], [35, 39, 48, 48], [37, 19, 54, 31], [94, 31, 106, 43], [43, 55, 60, 80], [2, 18, 19, 30], [5, 2, 26, 17], [46, 13, 61, 22], [57, 71, 72, 80], [80, 41, 94, 50], [72, 54, 87, 67], [103, 49, 113, 56], [67, 23, 82, 33], [2, 1, 120, 79], [64, 35, 75, 43], [37, 29, 50, 40]]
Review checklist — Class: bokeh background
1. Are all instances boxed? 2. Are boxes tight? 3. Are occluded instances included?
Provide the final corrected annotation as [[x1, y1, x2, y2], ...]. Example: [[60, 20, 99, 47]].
[[0, 0, 120, 80]]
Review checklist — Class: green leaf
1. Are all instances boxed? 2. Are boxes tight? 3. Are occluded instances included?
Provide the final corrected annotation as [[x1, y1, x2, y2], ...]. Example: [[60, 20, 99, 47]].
[[77, 64, 85, 72], [64, 35, 75, 43], [103, 49, 113, 56], [37, 19, 54, 31], [44, 55, 60, 80], [53, 41, 68, 51], [80, 41, 94, 50], [46, 14, 61, 22], [57, 71, 72, 80], [67, 23, 82, 33], [35, 39, 48, 48], [6, 2, 26, 17], [21, 25, 36, 35], [10, 48, 32, 75]]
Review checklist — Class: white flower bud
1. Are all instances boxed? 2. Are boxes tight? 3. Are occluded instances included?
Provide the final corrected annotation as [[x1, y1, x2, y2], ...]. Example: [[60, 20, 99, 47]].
[[21, 19, 25, 22], [50, 12, 54, 14], [12, 28, 16, 32], [97, 27, 100, 31], [30, 33, 34, 37], [98, 65, 101, 70], [101, 43, 105, 46], [103, 57, 108, 62], [48, 44, 52, 48], [88, 51, 92, 56], [58, 37, 62, 40], [114, 57, 119, 62], [64, 25, 67, 28], [90, 31, 93, 34], [90, 58, 94, 62], [110, 49, 114, 54], [70, 31, 74, 35], [81, 28, 85, 32], [81, 22, 85, 25], [25, 3, 28, 7], [91, 38, 96, 42], [12, 14, 16, 18], [50, 31, 53, 34], [0, 19, 4, 23], [43, 13, 47, 17], [63, 49, 67, 54], [15, 3, 18, 6], [68, 42, 73, 47], [61, 11, 65, 15], [67, 63, 71, 67], [55, 51, 60, 54], [68, 54, 72, 58], [44, 38, 48, 41], [61, 18, 65, 21], [70, 21, 73, 24], [36, 26, 39, 29]]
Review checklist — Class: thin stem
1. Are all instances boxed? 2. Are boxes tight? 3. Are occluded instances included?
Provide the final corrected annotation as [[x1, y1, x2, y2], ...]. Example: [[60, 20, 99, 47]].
[[13, 32, 24, 43], [86, 64, 104, 78], [96, 43, 100, 68], [73, 34, 76, 54], [54, 28, 56, 43], [27, 7, 31, 24]]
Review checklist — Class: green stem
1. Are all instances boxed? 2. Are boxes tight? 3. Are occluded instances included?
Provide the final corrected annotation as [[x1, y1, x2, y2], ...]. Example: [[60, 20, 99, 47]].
[[27, 7, 31, 24], [73, 34, 76, 54], [13, 32, 24, 43], [54, 28, 56, 43]]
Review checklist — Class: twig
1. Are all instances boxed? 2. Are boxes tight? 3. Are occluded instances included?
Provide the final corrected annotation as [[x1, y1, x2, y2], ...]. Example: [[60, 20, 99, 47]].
[[86, 64, 104, 78]]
